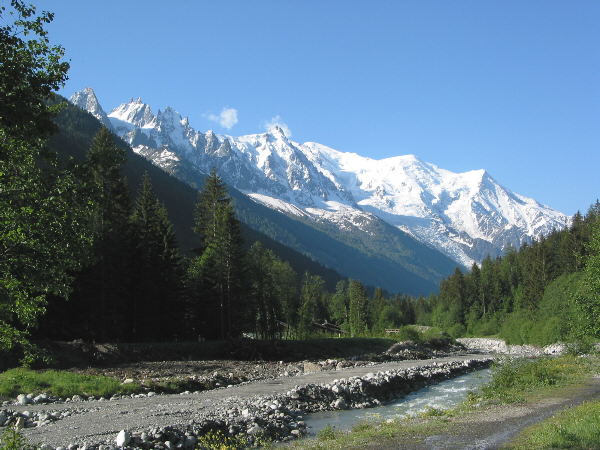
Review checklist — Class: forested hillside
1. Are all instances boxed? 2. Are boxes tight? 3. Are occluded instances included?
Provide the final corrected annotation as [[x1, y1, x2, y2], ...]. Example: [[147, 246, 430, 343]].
[[47, 98, 343, 290], [50, 99, 457, 295], [422, 203, 600, 345]]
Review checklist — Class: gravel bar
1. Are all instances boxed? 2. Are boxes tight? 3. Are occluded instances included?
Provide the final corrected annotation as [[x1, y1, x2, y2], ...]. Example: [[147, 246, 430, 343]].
[[4, 354, 494, 449]]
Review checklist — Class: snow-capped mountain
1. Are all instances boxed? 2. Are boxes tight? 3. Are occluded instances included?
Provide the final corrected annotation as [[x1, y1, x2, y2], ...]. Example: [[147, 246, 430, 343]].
[[70, 87, 112, 129], [71, 88, 569, 267]]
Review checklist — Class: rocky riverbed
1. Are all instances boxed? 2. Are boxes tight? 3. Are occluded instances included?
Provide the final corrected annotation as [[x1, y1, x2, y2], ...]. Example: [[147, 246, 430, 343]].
[[456, 338, 568, 356], [3, 355, 493, 449], [2, 339, 465, 409]]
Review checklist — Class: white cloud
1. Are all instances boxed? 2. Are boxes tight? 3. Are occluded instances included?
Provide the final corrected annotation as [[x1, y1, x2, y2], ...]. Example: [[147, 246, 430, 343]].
[[207, 107, 238, 129], [264, 115, 292, 137]]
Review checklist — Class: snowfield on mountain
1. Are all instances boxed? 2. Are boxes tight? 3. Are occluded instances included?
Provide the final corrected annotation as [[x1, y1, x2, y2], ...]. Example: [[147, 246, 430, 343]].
[[71, 88, 568, 267]]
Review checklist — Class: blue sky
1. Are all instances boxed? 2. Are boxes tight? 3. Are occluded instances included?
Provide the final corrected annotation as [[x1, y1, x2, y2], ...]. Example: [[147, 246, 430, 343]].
[[47, 1, 599, 215]]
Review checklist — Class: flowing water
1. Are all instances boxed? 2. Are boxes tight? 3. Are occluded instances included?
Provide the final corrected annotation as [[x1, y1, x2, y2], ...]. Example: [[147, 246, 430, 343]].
[[304, 368, 492, 436]]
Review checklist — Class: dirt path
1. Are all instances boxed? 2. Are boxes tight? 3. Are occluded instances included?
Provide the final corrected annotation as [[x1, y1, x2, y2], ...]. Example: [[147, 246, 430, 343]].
[[367, 376, 600, 449], [14, 354, 490, 447]]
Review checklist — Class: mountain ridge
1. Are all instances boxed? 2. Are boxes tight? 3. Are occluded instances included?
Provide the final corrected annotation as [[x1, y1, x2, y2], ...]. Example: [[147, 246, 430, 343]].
[[61, 94, 458, 294], [71, 87, 567, 267]]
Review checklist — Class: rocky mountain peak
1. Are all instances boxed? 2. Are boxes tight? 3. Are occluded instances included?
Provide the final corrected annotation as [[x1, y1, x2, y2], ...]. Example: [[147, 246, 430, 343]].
[[70, 88, 111, 128], [108, 98, 156, 129], [70, 88, 569, 267]]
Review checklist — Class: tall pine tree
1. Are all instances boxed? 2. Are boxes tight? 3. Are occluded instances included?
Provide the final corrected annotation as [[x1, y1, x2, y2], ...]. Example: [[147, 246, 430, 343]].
[[130, 172, 183, 340], [71, 127, 133, 340], [348, 280, 368, 337], [189, 169, 246, 339]]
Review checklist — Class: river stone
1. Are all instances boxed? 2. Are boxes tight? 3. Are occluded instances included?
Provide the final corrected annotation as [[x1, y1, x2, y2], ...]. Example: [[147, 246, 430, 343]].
[[33, 393, 48, 404], [332, 397, 347, 409], [183, 435, 198, 449], [115, 429, 131, 446], [247, 424, 262, 435], [16, 394, 31, 405], [303, 362, 322, 374]]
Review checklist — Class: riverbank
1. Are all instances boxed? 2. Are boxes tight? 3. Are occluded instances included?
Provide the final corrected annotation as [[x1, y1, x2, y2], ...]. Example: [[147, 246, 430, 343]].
[[290, 354, 600, 449], [0, 336, 464, 403], [2, 355, 492, 448]]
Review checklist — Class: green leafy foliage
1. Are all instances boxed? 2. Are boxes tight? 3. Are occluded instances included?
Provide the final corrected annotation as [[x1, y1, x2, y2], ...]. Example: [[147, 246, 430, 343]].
[[195, 429, 268, 449], [0, 0, 69, 140], [0, 426, 36, 450], [574, 221, 600, 340], [0, 1, 91, 363], [349, 280, 368, 337], [317, 424, 340, 441]]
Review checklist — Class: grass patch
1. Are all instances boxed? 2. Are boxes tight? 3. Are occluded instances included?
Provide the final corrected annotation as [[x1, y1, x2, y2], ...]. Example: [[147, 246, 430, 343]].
[[508, 399, 600, 449], [317, 424, 339, 441], [0, 368, 141, 399], [290, 417, 447, 449]]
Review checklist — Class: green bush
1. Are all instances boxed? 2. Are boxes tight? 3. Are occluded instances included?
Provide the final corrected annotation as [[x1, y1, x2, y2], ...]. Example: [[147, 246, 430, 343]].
[[479, 356, 589, 403], [499, 313, 533, 345], [471, 313, 503, 337], [0, 427, 36, 449], [446, 323, 466, 339], [389, 326, 421, 342], [196, 430, 258, 449]]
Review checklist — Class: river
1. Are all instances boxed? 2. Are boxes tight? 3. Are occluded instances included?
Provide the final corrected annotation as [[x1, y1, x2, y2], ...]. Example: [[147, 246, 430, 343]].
[[304, 367, 492, 435]]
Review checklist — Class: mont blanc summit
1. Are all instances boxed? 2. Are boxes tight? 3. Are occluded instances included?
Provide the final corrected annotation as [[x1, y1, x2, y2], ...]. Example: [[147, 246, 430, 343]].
[[71, 88, 568, 267]]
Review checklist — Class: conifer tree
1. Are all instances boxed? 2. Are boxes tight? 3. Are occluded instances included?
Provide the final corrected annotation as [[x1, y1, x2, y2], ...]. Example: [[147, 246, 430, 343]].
[[271, 259, 299, 336], [130, 173, 182, 340], [297, 274, 324, 339], [247, 242, 282, 340], [193, 168, 228, 250], [190, 169, 246, 339], [72, 127, 133, 340], [348, 280, 368, 337], [330, 280, 349, 329], [575, 222, 600, 339]]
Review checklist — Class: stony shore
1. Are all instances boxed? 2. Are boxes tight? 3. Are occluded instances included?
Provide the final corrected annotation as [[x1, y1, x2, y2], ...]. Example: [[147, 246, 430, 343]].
[[456, 337, 568, 356], [2, 355, 493, 449]]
